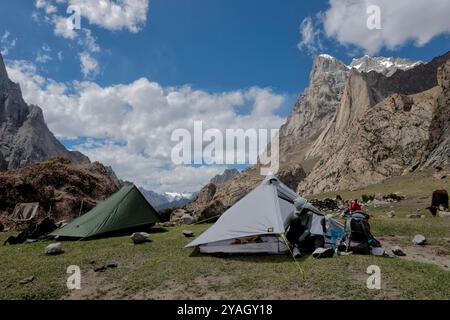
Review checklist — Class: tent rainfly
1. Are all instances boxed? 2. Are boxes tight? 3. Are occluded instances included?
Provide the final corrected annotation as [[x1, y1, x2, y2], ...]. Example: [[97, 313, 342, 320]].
[[186, 176, 344, 254], [50, 185, 160, 239]]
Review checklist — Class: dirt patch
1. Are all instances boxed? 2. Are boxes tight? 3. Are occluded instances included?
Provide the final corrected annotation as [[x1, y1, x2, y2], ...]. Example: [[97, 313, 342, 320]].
[[64, 270, 118, 300], [380, 236, 450, 270]]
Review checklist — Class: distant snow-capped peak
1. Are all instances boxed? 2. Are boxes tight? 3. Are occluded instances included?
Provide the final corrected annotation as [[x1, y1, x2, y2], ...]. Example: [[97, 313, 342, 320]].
[[349, 55, 424, 77], [315, 53, 424, 77], [164, 192, 195, 201]]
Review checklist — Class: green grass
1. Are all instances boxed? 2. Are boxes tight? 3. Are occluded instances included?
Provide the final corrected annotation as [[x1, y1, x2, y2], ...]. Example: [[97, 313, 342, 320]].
[[1, 220, 449, 300], [0, 170, 449, 300]]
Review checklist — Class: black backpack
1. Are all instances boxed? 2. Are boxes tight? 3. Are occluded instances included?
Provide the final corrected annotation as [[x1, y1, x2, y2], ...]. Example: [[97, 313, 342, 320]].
[[343, 211, 372, 254]]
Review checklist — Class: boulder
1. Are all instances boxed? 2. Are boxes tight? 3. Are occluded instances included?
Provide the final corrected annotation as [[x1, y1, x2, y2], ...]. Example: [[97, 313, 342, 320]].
[[130, 232, 150, 244], [44, 242, 63, 255], [412, 234, 426, 245], [19, 276, 35, 284], [170, 209, 186, 222], [407, 214, 422, 219], [392, 246, 406, 256], [181, 214, 195, 225], [182, 230, 194, 238]]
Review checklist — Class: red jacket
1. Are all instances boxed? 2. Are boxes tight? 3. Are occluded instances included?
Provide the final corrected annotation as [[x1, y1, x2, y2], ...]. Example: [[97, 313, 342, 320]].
[[349, 202, 362, 212]]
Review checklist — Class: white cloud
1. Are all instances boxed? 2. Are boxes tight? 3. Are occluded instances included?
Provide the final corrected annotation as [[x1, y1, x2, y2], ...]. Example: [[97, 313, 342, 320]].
[[68, 0, 149, 33], [297, 16, 323, 55], [35, 0, 58, 14], [79, 51, 99, 78], [6, 60, 286, 192], [52, 14, 77, 39], [36, 44, 53, 64], [1, 31, 17, 56], [300, 0, 450, 54]]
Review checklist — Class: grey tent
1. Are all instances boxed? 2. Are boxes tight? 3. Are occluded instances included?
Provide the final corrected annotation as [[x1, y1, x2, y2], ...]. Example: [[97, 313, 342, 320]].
[[186, 176, 344, 254]]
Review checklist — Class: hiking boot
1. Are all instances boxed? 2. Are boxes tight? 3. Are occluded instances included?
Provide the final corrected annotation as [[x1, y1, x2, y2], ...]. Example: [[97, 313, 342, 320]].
[[312, 247, 335, 259]]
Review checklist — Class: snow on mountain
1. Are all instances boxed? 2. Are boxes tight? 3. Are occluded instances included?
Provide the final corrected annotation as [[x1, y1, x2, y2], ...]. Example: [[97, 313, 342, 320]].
[[164, 192, 195, 201], [349, 55, 424, 77]]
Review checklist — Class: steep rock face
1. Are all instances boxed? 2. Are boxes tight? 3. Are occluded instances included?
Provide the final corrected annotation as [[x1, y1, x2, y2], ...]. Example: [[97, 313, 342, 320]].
[[299, 56, 450, 195], [0, 53, 89, 170], [210, 168, 239, 185], [278, 55, 348, 167], [422, 59, 450, 168], [0, 157, 119, 224]]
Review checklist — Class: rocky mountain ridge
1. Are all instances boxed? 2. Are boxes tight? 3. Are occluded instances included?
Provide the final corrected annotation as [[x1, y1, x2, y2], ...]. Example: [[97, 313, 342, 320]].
[[0, 53, 89, 170]]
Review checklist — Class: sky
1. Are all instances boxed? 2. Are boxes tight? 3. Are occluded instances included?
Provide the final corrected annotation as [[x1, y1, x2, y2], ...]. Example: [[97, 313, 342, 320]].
[[0, 0, 449, 193]]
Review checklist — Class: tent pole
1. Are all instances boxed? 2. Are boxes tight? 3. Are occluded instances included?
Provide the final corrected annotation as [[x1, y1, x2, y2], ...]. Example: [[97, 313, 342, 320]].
[[78, 200, 84, 217]]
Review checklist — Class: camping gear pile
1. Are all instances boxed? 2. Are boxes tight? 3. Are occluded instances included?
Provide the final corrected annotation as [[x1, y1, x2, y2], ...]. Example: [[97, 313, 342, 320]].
[[337, 211, 384, 256]]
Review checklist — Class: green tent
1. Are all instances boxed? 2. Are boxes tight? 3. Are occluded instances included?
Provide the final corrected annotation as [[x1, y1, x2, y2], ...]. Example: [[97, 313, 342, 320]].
[[51, 185, 160, 239]]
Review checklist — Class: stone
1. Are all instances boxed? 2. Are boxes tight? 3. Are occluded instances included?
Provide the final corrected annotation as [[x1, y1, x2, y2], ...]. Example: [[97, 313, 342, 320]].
[[407, 214, 421, 219], [182, 230, 194, 238], [438, 211, 450, 218], [170, 209, 187, 222], [386, 211, 395, 218], [44, 242, 63, 255], [94, 265, 107, 272], [106, 262, 118, 269], [392, 246, 406, 256], [19, 276, 34, 284], [412, 234, 426, 245], [130, 232, 150, 244]]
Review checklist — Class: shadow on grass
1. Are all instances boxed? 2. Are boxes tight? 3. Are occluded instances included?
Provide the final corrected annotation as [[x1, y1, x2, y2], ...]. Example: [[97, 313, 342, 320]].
[[187, 247, 310, 264]]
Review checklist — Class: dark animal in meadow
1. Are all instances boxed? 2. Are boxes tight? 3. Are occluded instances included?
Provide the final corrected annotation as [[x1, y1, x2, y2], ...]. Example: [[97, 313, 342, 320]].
[[427, 189, 449, 216]]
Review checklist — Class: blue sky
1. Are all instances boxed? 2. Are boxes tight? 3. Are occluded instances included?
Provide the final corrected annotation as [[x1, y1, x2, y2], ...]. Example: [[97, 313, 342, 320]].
[[0, 0, 449, 192]]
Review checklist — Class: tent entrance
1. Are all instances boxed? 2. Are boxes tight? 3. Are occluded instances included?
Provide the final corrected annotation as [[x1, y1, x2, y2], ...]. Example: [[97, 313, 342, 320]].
[[199, 234, 288, 254]]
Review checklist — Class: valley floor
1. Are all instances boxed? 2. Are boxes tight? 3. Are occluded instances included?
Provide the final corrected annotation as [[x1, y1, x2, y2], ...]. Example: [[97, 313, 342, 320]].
[[0, 171, 449, 300]]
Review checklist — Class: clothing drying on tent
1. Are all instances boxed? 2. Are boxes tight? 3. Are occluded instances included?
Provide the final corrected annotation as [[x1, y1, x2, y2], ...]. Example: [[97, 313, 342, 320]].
[[186, 176, 344, 254], [50, 185, 160, 239]]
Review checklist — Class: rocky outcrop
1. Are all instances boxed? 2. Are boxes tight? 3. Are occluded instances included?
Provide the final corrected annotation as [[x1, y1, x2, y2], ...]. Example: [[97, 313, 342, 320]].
[[278, 55, 348, 168], [210, 168, 239, 185], [0, 53, 89, 170], [299, 54, 450, 194], [0, 157, 119, 224]]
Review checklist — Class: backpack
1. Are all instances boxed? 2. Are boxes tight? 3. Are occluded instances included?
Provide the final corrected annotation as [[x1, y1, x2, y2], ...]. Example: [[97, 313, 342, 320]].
[[342, 211, 372, 254]]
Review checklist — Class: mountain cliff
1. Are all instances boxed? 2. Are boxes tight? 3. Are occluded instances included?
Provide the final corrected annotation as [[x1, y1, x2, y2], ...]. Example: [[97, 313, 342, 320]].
[[0, 53, 89, 170], [299, 52, 450, 194]]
